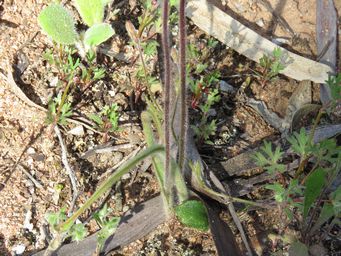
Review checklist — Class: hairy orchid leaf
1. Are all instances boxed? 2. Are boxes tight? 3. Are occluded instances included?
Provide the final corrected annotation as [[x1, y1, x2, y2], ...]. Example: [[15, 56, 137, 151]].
[[84, 23, 114, 47], [175, 200, 209, 231], [38, 3, 78, 45]]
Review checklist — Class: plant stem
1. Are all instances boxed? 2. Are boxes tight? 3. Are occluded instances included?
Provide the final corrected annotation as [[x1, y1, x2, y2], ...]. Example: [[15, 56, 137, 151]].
[[136, 40, 161, 111], [54, 76, 74, 125], [58, 145, 164, 232], [161, 0, 171, 194], [178, 0, 187, 171]]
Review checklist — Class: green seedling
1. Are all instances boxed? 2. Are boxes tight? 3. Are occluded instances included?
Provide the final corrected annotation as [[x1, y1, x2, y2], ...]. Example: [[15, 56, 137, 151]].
[[43, 45, 80, 81], [47, 94, 73, 126], [45, 207, 87, 249], [252, 141, 285, 174], [254, 47, 285, 87], [38, 1, 115, 56], [93, 204, 120, 254], [186, 41, 221, 144], [89, 103, 120, 133], [191, 88, 220, 144]]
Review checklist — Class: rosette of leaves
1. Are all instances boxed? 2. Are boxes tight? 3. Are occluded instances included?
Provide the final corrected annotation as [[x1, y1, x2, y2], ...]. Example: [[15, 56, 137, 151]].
[[38, 1, 114, 52]]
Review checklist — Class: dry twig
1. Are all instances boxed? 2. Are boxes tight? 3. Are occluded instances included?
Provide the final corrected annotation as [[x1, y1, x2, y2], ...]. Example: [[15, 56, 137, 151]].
[[54, 125, 78, 214]]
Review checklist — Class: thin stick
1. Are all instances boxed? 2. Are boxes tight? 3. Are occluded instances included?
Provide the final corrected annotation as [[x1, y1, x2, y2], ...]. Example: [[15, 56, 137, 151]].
[[18, 164, 43, 189], [161, 0, 171, 193], [54, 125, 79, 214], [178, 0, 187, 171], [210, 172, 253, 255]]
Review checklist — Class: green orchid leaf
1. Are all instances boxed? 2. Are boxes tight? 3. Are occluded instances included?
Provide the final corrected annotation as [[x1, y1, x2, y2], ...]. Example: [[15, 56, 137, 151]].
[[304, 168, 326, 219], [38, 3, 78, 45], [74, 0, 105, 26], [175, 200, 209, 231], [84, 23, 114, 47]]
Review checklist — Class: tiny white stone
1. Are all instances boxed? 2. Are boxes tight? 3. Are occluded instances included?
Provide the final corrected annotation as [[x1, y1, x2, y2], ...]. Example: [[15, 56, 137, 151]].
[[12, 244, 26, 254], [27, 147, 36, 155], [27, 158, 34, 165], [67, 125, 84, 136], [50, 76, 59, 87], [256, 18, 265, 27]]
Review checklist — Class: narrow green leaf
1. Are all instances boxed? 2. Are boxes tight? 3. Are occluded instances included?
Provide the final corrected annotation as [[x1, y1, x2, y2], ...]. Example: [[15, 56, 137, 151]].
[[175, 200, 209, 231], [74, 0, 104, 26], [84, 23, 114, 47], [38, 3, 78, 45], [304, 168, 326, 218]]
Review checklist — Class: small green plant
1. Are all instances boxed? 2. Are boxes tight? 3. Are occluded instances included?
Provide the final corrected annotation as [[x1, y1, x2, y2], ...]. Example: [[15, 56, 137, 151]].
[[39, 1, 115, 127], [185, 41, 221, 144], [88, 103, 120, 133], [45, 207, 88, 248], [191, 88, 220, 144], [47, 94, 73, 125], [93, 204, 120, 254], [38, 1, 116, 57], [254, 47, 285, 87], [253, 72, 341, 251]]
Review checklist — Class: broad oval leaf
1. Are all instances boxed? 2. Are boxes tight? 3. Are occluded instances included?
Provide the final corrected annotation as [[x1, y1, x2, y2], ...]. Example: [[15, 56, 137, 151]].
[[74, 0, 104, 27], [38, 3, 78, 45], [175, 200, 209, 231], [288, 241, 309, 256], [304, 168, 326, 218], [84, 23, 114, 47]]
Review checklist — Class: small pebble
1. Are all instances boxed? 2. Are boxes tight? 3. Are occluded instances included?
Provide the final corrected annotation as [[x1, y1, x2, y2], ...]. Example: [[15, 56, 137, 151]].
[[12, 244, 25, 255], [27, 147, 36, 155], [256, 18, 265, 27], [67, 125, 84, 136], [219, 80, 236, 93]]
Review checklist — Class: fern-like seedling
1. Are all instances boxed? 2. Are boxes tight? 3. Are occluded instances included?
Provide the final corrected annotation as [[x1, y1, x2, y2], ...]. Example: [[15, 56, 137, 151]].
[[252, 141, 285, 174], [38, 3, 78, 45]]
